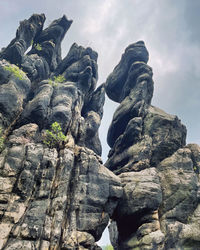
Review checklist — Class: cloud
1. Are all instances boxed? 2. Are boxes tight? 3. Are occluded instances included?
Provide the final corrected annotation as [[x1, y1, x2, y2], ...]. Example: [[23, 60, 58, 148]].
[[82, 0, 116, 34]]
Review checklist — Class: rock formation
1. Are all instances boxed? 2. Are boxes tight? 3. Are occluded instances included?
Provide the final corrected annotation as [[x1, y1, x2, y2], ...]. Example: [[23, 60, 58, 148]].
[[105, 41, 200, 249], [0, 14, 200, 250], [0, 14, 122, 249]]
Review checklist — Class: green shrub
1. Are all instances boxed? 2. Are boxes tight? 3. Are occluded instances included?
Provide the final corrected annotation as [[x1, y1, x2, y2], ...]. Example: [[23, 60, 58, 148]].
[[43, 122, 67, 148], [48, 75, 66, 86], [102, 245, 114, 250], [4, 64, 26, 80], [35, 43, 42, 51], [48, 79, 58, 87], [53, 74, 66, 83], [193, 165, 199, 174]]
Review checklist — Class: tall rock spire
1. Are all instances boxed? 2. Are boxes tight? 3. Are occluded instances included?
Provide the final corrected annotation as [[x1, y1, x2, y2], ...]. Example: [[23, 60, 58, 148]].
[[105, 41, 200, 249]]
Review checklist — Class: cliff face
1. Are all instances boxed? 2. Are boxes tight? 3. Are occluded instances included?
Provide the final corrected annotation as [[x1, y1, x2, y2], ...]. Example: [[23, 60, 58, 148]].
[[0, 14, 199, 250], [105, 41, 200, 249], [0, 14, 122, 249]]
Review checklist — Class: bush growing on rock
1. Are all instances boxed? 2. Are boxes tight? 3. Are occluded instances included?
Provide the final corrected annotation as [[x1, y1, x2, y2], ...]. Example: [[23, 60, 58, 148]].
[[102, 245, 114, 250], [43, 122, 67, 148], [48, 75, 66, 87], [193, 165, 199, 174], [35, 43, 42, 51], [53, 74, 66, 83], [48, 79, 58, 87], [4, 64, 27, 80]]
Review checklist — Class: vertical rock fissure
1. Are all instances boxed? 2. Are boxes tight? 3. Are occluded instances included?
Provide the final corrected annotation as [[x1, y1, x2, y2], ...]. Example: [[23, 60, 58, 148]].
[[60, 147, 80, 248]]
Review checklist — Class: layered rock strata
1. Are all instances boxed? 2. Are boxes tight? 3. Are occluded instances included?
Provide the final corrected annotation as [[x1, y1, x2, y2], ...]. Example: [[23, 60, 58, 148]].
[[105, 41, 200, 249], [0, 14, 122, 249]]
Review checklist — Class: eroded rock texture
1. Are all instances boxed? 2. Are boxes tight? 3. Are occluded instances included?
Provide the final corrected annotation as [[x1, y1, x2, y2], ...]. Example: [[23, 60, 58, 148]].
[[0, 13, 200, 250], [0, 14, 122, 249], [105, 41, 200, 249]]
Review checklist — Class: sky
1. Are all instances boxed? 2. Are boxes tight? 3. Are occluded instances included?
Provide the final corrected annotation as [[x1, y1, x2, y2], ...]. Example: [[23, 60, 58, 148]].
[[0, 0, 200, 246]]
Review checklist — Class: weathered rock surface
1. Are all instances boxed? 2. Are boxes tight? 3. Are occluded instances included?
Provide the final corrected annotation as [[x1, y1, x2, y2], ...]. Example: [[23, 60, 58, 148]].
[[0, 14, 122, 249], [0, 60, 31, 131], [105, 41, 149, 103], [105, 42, 200, 249], [1, 14, 200, 250], [0, 124, 122, 249], [0, 14, 45, 65], [0, 14, 73, 82]]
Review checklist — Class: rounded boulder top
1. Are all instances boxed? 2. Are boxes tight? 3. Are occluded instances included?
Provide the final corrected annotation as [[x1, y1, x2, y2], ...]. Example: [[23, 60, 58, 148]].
[[105, 41, 149, 103]]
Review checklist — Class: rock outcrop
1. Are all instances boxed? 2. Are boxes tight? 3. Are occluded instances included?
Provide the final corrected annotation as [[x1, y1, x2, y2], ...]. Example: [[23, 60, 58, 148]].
[[0, 14, 122, 249], [0, 14, 200, 250], [0, 14, 72, 82], [105, 41, 200, 249]]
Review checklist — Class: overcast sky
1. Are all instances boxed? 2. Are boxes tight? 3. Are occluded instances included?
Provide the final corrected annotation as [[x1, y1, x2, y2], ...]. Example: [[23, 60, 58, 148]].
[[1, 0, 200, 246]]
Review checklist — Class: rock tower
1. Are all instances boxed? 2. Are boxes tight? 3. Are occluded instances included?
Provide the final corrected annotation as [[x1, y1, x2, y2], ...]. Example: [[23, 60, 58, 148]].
[[0, 14, 199, 250]]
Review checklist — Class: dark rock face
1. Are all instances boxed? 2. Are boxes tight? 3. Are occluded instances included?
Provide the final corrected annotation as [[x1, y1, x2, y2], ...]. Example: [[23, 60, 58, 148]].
[[105, 42, 200, 249], [0, 14, 73, 82], [0, 15, 122, 249], [0, 60, 31, 131], [105, 41, 149, 103], [0, 14, 45, 65]]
